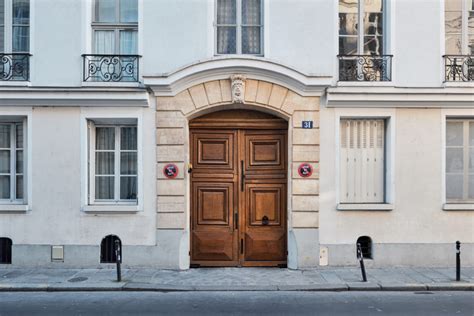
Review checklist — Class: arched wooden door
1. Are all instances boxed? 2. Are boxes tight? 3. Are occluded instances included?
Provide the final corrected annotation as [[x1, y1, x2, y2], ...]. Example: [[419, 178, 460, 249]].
[[189, 110, 288, 267]]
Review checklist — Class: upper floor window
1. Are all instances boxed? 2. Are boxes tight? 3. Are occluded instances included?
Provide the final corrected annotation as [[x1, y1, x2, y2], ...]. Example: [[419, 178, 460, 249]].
[[339, 0, 385, 56], [445, 0, 473, 55], [0, 0, 29, 53], [92, 0, 138, 54], [216, 0, 263, 55]]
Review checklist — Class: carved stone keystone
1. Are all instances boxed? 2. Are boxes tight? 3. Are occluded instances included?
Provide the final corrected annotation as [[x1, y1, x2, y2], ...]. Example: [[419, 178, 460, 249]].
[[231, 74, 246, 103]]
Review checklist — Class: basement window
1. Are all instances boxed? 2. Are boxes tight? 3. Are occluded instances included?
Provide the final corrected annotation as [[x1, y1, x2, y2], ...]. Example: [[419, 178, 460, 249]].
[[0, 237, 12, 264], [100, 235, 121, 263], [357, 236, 373, 259]]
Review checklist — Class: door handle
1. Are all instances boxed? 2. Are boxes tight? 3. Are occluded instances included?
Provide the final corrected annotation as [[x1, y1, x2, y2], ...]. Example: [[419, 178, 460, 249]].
[[240, 160, 245, 192], [262, 216, 269, 226]]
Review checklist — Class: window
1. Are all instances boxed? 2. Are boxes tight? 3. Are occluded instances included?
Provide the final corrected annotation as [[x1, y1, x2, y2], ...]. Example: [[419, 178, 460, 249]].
[[216, 0, 263, 55], [92, 0, 138, 54], [446, 119, 474, 203], [445, 0, 474, 55], [89, 122, 138, 204], [340, 119, 385, 203], [339, 0, 385, 55], [0, 121, 25, 204], [100, 235, 121, 263], [0, 0, 30, 53]]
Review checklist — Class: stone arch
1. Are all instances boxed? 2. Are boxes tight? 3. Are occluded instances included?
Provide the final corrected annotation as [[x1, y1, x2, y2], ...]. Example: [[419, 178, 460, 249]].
[[155, 76, 320, 269]]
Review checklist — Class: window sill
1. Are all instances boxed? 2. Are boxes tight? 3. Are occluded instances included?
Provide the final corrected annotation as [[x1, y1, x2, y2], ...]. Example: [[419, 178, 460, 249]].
[[0, 204, 29, 213], [336, 81, 394, 87], [337, 203, 394, 211], [443, 82, 474, 88], [82, 205, 141, 214], [81, 81, 143, 88], [442, 203, 474, 211]]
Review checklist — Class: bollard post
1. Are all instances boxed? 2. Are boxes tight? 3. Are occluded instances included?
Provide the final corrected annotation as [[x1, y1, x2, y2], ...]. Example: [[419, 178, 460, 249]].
[[357, 243, 367, 282], [115, 239, 122, 282], [456, 241, 461, 282]]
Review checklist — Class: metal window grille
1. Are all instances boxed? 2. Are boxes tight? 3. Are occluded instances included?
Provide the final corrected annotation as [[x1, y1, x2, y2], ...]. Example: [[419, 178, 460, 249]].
[[0, 237, 12, 264], [100, 235, 121, 263], [357, 236, 372, 259]]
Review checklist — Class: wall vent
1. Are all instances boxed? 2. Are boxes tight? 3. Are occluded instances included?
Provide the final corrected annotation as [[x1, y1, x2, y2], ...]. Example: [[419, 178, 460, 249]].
[[100, 235, 122, 263], [357, 236, 373, 259], [0, 238, 12, 264]]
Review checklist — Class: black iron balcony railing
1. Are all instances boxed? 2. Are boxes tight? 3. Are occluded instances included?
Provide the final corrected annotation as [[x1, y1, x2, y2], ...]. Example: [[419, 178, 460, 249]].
[[338, 55, 393, 82], [82, 54, 140, 82], [1, 53, 30, 81], [443, 55, 474, 82]]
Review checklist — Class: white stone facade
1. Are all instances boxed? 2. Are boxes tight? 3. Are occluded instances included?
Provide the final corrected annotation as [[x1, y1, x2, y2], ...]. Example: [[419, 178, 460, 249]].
[[0, 0, 472, 269]]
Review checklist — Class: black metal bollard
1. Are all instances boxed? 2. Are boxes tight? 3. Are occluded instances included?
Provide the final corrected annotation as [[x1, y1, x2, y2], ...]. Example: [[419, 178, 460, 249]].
[[456, 241, 461, 281], [115, 240, 122, 282], [357, 243, 367, 282]]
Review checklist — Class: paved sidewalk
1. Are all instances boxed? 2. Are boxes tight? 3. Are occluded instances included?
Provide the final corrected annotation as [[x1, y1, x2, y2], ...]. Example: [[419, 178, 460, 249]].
[[0, 267, 473, 292]]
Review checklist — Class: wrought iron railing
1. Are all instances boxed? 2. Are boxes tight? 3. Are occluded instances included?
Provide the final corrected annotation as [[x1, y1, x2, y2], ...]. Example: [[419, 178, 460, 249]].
[[443, 55, 474, 82], [338, 55, 393, 82], [0, 53, 30, 81], [82, 54, 140, 82]]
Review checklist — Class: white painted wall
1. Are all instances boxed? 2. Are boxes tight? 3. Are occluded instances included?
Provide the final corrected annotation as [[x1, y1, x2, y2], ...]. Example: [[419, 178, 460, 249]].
[[24, 0, 452, 87], [320, 106, 474, 245], [0, 105, 157, 246]]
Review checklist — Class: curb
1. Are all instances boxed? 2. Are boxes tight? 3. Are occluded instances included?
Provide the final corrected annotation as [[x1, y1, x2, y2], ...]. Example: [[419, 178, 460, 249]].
[[0, 282, 472, 292]]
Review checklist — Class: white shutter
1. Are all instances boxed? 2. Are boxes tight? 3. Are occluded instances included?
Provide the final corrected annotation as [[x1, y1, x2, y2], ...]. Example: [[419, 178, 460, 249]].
[[340, 119, 385, 203]]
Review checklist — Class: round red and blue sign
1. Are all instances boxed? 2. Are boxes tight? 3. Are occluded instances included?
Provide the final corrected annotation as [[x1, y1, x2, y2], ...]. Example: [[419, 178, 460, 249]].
[[163, 163, 179, 179], [298, 163, 313, 178]]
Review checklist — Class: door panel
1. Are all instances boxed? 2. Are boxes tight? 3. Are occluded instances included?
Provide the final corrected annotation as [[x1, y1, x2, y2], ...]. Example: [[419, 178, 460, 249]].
[[190, 112, 287, 267]]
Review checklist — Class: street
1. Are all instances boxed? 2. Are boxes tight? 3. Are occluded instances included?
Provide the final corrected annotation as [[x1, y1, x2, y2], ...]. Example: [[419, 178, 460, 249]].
[[0, 291, 472, 316]]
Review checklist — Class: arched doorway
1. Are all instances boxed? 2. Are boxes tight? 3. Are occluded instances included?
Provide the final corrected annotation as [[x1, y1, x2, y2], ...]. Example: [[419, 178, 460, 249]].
[[189, 109, 288, 267]]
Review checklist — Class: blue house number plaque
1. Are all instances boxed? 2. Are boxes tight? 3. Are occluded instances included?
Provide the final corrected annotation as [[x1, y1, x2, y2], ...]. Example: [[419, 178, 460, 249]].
[[302, 121, 313, 129]]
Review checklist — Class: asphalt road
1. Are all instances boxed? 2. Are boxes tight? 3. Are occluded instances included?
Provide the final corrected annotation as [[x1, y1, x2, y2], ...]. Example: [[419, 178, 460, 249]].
[[0, 291, 473, 316]]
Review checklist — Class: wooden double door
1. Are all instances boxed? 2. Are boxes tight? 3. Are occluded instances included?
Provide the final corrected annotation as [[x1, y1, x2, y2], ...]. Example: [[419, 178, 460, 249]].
[[190, 110, 287, 267]]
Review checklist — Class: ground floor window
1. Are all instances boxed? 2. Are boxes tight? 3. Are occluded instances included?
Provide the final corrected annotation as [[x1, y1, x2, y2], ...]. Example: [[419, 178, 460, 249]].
[[0, 121, 26, 203], [88, 120, 138, 204], [446, 119, 474, 203], [340, 119, 385, 203]]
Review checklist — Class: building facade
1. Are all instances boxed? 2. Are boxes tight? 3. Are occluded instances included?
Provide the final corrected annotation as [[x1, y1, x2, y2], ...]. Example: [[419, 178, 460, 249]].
[[0, 0, 472, 269]]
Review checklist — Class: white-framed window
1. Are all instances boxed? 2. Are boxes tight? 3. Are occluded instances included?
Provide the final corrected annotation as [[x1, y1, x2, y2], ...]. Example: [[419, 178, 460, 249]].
[[0, 0, 30, 53], [215, 0, 263, 55], [340, 119, 385, 203], [445, 0, 474, 55], [0, 120, 26, 204], [445, 119, 474, 203], [339, 0, 385, 55], [92, 0, 138, 54], [88, 121, 138, 205]]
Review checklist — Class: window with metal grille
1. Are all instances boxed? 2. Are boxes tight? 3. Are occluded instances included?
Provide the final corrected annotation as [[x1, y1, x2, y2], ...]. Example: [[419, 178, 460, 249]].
[[100, 235, 121, 263], [357, 236, 372, 259], [0, 237, 12, 264], [340, 119, 385, 203]]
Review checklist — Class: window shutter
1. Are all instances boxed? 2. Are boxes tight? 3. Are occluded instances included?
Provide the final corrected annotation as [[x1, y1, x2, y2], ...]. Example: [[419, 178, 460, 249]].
[[340, 119, 385, 203]]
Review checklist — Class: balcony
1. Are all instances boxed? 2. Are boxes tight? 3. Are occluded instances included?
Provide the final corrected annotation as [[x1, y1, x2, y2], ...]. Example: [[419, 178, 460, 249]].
[[443, 55, 473, 82], [338, 55, 393, 82], [0, 53, 30, 81], [82, 54, 140, 82]]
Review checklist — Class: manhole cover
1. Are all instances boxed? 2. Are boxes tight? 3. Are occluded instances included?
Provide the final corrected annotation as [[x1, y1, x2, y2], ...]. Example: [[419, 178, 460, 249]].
[[68, 277, 88, 283]]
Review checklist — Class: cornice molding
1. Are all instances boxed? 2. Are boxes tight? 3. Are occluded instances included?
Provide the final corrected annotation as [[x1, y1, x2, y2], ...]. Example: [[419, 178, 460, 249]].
[[326, 86, 474, 108], [143, 56, 332, 97], [0, 87, 149, 107]]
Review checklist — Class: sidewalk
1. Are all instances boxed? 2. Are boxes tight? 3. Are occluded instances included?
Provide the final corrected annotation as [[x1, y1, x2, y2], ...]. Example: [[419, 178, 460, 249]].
[[0, 267, 473, 292]]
